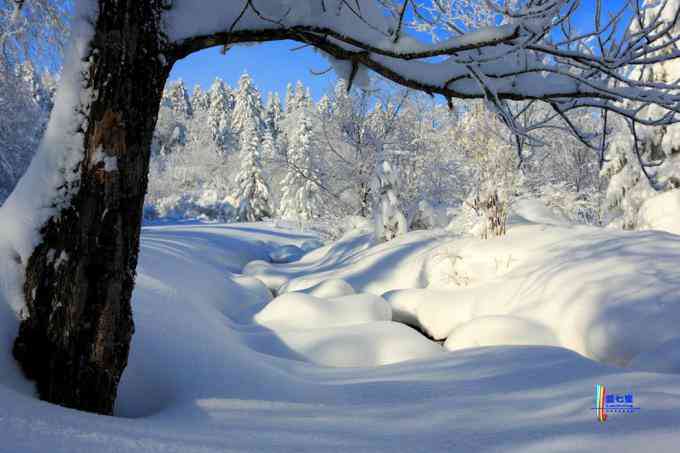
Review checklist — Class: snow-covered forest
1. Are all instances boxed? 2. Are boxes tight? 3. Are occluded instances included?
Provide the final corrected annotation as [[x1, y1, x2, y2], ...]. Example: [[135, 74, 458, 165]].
[[5, 65, 679, 240], [2, 0, 680, 451], [146, 75, 610, 233]]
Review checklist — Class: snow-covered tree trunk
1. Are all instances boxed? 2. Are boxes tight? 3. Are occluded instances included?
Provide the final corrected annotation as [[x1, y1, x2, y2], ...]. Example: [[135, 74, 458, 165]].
[[12, 0, 171, 415]]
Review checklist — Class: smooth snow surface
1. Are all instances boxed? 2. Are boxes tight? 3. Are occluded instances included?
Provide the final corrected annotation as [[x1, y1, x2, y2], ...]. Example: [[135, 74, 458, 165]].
[[294, 278, 356, 298], [2, 221, 680, 452], [443, 315, 560, 351]]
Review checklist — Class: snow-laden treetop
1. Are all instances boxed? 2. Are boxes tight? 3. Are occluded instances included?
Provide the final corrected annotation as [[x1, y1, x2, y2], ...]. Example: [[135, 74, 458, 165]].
[[165, 0, 680, 135]]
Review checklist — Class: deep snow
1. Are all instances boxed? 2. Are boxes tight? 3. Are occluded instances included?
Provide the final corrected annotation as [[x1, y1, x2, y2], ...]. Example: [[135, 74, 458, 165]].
[[1, 219, 680, 452]]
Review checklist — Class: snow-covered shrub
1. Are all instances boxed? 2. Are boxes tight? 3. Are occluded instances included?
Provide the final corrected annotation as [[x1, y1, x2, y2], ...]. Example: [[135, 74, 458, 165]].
[[371, 160, 408, 241], [145, 192, 235, 222], [466, 190, 509, 239], [409, 200, 438, 230], [538, 184, 604, 226]]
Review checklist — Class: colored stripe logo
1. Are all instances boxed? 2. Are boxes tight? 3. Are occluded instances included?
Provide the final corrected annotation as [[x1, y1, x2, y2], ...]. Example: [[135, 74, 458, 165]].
[[595, 384, 608, 423]]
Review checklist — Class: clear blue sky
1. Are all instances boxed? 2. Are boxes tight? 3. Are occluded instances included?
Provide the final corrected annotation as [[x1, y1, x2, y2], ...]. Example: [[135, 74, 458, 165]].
[[171, 41, 335, 100], [169, 1, 628, 100]]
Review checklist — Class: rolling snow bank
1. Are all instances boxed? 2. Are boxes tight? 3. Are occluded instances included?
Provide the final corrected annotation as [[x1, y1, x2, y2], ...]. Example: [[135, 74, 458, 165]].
[[247, 220, 680, 370], [637, 189, 680, 235], [252, 291, 441, 367], [2, 221, 680, 452]]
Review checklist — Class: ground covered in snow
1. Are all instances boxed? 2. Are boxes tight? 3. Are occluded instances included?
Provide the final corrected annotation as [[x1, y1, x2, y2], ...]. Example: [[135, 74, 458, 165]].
[[2, 217, 680, 452]]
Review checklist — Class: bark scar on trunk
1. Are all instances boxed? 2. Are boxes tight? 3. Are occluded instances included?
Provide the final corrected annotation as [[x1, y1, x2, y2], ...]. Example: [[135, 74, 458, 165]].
[[90, 110, 125, 183]]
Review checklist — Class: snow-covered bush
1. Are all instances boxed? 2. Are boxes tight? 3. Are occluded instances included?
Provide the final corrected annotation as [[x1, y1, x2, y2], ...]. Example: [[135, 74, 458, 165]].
[[465, 190, 509, 239], [371, 160, 408, 241], [144, 192, 236, 223]]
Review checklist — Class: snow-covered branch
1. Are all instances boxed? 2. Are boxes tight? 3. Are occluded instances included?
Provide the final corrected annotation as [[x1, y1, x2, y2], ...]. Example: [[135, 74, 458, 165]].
[[167, 0, 680, 137]]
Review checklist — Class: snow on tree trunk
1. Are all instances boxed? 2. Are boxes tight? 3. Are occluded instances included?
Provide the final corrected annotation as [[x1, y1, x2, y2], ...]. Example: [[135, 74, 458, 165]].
[[9, 0, 171, 415]]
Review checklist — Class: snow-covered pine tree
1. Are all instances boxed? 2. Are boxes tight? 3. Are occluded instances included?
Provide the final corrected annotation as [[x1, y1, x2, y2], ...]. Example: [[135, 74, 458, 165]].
[[285, 80, 312, 117], [316, 94, 332, 120], [208, 78, 234, 154], [601, 127, 659, 229], [371, 159, 408, 241], [163, 79, 193, 118], [235, 118, 273, 222], [284, 82, 294, 114], [232, 72, 263, 135], [261, 128, 278, 162], [154, 86, 189, 157], [264, 91, 283, 141], [191, 85, 209, 113], [279, 108, 323, 222]]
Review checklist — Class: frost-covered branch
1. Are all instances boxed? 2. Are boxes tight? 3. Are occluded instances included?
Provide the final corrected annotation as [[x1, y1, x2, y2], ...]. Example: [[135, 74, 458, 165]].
[[166, 0, 680, 146]]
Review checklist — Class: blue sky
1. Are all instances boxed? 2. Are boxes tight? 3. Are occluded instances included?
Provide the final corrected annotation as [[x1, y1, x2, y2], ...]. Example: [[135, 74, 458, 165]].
[[171, 41, 335, 100], [170, 1, 628, 100]]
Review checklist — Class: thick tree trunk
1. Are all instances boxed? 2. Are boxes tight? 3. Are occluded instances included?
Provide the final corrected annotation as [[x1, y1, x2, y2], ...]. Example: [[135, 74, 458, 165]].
[[12, 0, 172, 415]]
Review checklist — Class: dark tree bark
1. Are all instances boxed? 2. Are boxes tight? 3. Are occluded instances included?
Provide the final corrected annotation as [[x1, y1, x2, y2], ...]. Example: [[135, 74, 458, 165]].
[[12, 0, 172, 415]]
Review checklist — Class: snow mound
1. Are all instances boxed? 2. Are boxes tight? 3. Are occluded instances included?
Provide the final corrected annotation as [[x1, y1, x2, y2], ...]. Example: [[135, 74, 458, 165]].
[[225, 273, 273, 323], [254, 292, 391, 330], [444, 316, 559, 351], [256, 223, 680, 370], [637, 189, 680, 235], [383, 288, 435, 326], [290, 278, 356, 298], [250, 285, 443, 368], [251, 321, 443, 367], [269, 244, 305, 263]]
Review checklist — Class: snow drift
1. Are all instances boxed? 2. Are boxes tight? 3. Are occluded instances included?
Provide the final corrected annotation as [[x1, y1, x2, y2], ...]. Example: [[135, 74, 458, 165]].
[[248, 221, 680, 369], [1, 221, 680, 452]]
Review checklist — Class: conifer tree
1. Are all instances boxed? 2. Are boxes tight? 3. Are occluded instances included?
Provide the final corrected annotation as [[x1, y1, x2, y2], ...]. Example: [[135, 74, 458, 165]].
[[279, 109, 323, 221], [208, 78, 234, 154], [232, 72, 263, 135], [264, 91, 283, 140], [163, 79, 193, 118], [191, 85, 209, 113], [235, 119, 273, 222]]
